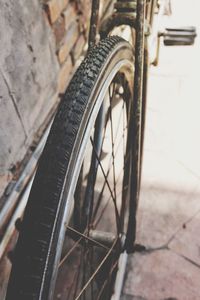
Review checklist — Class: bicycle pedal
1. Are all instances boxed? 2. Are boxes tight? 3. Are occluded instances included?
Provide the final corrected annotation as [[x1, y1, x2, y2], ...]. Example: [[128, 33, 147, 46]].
[[162, 26, 197, 46]]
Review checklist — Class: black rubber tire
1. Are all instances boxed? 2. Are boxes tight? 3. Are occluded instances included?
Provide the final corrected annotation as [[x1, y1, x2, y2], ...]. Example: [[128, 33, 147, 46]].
[[6, 36, 135, 300]]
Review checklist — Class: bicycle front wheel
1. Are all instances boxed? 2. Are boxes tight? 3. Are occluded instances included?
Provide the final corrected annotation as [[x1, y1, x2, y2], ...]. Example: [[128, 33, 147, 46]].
[[6, 36, 135, 300]]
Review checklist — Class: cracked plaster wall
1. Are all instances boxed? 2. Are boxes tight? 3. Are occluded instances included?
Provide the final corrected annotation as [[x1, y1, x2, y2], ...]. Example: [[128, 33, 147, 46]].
[[0, 0, 59, 197]]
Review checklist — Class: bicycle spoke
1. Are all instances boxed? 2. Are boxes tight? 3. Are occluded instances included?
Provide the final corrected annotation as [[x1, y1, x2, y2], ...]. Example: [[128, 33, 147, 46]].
[[67, 259, 82, 300], [59, 237, 83, 268], [92, 124, 128, 223], [81, 245, 87, 300], [96, 259, 119, 300], [109, 84, 117, 206], [94, 181, 128, 229], [66, 226, 110, 250], [90, 137, 121, 232], [92, 140, 130, 224], [71, 260, 82, 300], [89, 246, 94, 300], [74, 239, 118, 300]]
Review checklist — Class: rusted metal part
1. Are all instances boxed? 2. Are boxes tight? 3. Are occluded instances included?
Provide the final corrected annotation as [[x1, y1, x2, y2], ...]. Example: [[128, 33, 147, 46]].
[[100, 13, 136, 38], [125, 0, 146, 253], [100, 0, 138, 38], [88, 0, 100, 50], [150, 0, 157, 25], [152, 35, 160, 66], [150, 0, 168, 65], [100, 0, 151, 39], [139, 35, 149, 181], [114, 1, 137, 13], [89, 230, 116, 247], [144, 19, 151, 36]]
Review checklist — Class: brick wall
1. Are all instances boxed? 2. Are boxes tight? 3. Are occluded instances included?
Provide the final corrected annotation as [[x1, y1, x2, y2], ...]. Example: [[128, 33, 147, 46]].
[[0, 0, 113, 200], [44, 0, 113, 93], [44, 0, 89, 93]]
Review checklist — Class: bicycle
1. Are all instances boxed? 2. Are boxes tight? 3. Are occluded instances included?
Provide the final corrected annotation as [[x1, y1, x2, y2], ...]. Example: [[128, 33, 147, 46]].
[[5, 1, 196, 299]]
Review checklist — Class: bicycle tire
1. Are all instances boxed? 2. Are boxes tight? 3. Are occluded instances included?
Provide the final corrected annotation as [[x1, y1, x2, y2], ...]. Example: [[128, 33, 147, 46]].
[[6, 36, 135, 300]]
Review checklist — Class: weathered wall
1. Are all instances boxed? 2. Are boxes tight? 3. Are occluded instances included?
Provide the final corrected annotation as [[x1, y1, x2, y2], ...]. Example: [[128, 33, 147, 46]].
[[0, 0, 60, 197], [0, 0, 112, 199]]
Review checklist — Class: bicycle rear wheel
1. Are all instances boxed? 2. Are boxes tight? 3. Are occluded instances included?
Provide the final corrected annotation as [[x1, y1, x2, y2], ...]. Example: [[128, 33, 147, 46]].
[[6, 36, 135, 300]]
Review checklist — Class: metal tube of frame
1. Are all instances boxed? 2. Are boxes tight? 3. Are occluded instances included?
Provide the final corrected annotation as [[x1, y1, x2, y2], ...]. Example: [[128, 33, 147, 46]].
[[88, 0, 100, 51], [125, 0, 146, 253]]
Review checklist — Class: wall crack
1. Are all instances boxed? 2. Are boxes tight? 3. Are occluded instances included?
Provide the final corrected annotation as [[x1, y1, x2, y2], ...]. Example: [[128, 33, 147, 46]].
[[0, 69, 28, 139]]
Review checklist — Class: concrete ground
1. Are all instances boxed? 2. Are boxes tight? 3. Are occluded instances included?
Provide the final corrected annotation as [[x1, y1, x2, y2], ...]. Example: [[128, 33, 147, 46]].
[[122, 1, 200, 299]]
